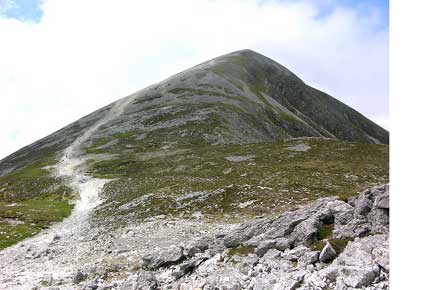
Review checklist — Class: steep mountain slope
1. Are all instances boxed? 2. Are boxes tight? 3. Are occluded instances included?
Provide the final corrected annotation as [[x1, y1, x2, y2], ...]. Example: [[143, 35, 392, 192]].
[[0, 49, 388, 257], [0, 49, 387, 177]]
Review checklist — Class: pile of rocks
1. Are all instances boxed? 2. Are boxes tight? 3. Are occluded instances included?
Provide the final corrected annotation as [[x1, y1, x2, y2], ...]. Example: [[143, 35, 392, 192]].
[[100, 184, 389, 290]]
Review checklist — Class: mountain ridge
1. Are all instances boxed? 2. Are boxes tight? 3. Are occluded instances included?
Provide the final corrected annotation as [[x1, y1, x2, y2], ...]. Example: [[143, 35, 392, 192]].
[[0, 49, 387, 177]]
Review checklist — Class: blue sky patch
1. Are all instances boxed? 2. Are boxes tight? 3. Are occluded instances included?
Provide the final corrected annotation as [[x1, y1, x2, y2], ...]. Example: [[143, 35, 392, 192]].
[[279, 0, 388, 30], [0, 0, 43, 22]]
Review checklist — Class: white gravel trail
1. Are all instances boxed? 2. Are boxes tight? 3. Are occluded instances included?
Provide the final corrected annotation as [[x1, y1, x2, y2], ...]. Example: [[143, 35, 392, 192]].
[[0, 96, 133, 290]]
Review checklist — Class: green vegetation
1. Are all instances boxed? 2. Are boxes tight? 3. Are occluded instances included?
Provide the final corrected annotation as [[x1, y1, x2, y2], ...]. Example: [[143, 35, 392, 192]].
[[0, 193, 73, 250], [0, 158, 74, 250], [87, 138, 388, 227], [227, 245, 256, 258], [310, 238, 353, 255], [310, 220, 354, 257], [329, 238, 353, 254], [0, 156, 73, 202], [318, 224, 334, 240]]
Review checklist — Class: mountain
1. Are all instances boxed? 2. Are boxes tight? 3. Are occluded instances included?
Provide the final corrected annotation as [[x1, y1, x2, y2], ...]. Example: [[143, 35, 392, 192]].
[[0, 49, 388, 289], [0, 49, 387, 177]]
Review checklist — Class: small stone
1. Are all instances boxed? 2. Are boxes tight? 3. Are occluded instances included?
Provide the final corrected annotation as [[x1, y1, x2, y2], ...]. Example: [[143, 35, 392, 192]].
[[319, 242, 337, 263], [242, 254, 259, 266], [172, 256, 207, 279], [136, 272, 158, 290], [286, 245, 308, 261], [85, 280, 99, 290], [73, 270, 87, 284], [40, 274, 53, 286], [298, 251, 319, 265], [274, 237, 290, 251], [262, 248, 281, 260]]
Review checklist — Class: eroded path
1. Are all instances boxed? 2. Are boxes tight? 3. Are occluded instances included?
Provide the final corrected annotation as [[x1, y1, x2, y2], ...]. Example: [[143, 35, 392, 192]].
[[0, 92, 231, 290], [0, 96, 134, 289]]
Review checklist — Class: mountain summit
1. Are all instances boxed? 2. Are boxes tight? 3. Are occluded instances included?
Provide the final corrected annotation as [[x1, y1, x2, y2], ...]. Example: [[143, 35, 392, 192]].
[[0, 49, 387, 175]]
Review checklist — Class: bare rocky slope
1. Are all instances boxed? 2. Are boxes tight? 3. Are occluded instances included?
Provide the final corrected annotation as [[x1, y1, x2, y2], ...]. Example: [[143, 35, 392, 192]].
[[0, 49, 389, 289]]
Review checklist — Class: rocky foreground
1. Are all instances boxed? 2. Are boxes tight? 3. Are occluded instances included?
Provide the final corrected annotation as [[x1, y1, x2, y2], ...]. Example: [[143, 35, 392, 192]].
[[0, 184, 388, 290], [65, 184, 388, 290]]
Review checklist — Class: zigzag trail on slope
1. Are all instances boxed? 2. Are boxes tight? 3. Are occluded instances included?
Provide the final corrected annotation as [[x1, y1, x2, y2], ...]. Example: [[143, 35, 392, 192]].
[[0, 95, 135, 290]]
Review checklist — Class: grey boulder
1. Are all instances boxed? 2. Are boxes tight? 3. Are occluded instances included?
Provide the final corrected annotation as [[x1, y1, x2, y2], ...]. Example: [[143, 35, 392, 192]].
[[142, 246, 184, 270]]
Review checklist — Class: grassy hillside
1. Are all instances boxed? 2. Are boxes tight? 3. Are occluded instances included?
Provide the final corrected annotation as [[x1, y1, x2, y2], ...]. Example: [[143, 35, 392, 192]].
[[88, 139, 388, 227]]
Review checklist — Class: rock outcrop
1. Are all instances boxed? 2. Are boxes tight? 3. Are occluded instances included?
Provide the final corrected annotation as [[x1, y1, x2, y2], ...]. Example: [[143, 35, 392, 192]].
[[108, 184, 389, 290]]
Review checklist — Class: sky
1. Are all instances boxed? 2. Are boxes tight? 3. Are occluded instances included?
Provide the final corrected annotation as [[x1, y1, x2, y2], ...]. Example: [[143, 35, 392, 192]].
[[0, 0, 389, 160]]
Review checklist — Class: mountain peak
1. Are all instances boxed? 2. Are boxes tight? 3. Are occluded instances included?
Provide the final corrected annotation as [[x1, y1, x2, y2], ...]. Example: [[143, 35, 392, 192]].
[[0, 50, 388, 176]]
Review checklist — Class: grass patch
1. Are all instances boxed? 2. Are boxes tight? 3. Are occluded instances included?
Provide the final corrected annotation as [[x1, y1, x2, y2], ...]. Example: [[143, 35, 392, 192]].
[[311, 238, 354, 254], [310, 240, 326, 252], [0, 156, 75, 249], [318, 224, 334, 240], [0, 157, 73, 202], [0, 193, 73, 250], [227, 245, 256, 257], [330, 238, 353, 254]]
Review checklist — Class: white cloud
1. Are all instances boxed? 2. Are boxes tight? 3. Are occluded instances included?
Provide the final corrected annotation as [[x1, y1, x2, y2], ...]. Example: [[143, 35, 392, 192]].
[[0, 0, 388, 159]]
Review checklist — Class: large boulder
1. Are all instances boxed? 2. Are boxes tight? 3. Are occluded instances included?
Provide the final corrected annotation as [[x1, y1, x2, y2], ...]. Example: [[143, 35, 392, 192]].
[[288, 218, 322, 247], [374, 192, 389, 209], [320, 234, 389, 288], [334, 184, 389, 239], [142, 246, 184, 270], [223, 218, 272, 248], [262, 214, 307, 240], [298, 250, 319, 266], [255, 240, 277, 257]]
